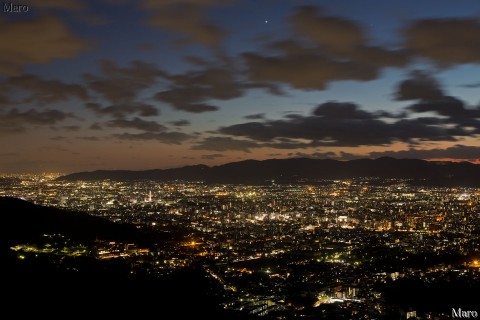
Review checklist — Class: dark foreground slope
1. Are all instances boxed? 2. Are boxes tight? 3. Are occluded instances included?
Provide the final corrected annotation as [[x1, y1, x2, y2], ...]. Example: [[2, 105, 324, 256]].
[[0, 198, 253, 319], [58, 157, 480, 186], [0, 196, 155, 245]]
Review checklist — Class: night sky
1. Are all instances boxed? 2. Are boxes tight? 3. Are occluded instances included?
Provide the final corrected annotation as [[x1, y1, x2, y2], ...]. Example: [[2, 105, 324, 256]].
[[2, 0, 480, 173]]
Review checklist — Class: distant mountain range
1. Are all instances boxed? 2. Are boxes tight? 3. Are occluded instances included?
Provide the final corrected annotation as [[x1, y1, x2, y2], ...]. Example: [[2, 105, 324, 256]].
[[57, 157, 480, 186]]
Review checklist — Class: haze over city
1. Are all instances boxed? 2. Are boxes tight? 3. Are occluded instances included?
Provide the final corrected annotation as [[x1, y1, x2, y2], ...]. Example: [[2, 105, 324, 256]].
[[2, 0, 480, 173]]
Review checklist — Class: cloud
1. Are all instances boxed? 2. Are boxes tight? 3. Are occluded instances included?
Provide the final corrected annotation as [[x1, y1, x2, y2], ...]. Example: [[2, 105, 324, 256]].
[[90, 122, 102, 130], [0, 92, 11, 109], [5, 109, 75, 125], [200, 153, 225, 160], [288, 151, 338, 159], [62, 125, 81, 131], [368, 145, 480, 160], [243, 43, 407, 91], [85, 102, 159, 118], [0, 108, 76, 135], [244, 113, 265, 120], [84, 59, 164, 106], [0, 123, 24, 134], [154, 93, 218, 113], [76, 136, 100, 141], [106, 117, 167, 132], [216, 101, 472, 148], [3, 74, 89, 106], [192, 137, 322, 152], [50, 136, 68, 141], [460, 82, 480, 88], [240, 7, 409, 91], [170, 119, 191, 127], [0, 15, 90, 75], [32, 0, 84, 10], [407, 96, 480, 129], [137, 42, 156, 52], [291, 6, 365, 55], [113, 132, 191, 144], [191, 137, 259, 152], [313, 102, 374, 119], [292, 8, 410, 73], [154, 67, 242, 112], [83, 59, 163, 122], [242, 50, 375, 91], [395, 71, 444, 101], [142, 1, 226, 47], [405, 18, 480, 65]]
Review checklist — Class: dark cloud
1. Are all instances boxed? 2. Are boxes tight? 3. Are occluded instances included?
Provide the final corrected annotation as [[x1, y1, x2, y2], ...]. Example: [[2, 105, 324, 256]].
[[0, 15, 91, 75], [0, 92, 10, 108], [77, 13, 109, 26], [191, 137, 259, 152], [137, 42, 156, 52], [0, 108, 76, 135], [245, 82, 285, 96], [83, 60, 165, 110], [76, 136, 100, 141], [85, 102, 159, 118], [408, 96, 480, 129], [216, 102, 471, 148], [349, 46, 408, 69], [405, 18, 480, 65], [368, 145, 480, 160], [313, 102, 374, 119], [243, 44, 407, 91], [192, 137, 319, 152], [170, 119, 191, 127], [395, 71, 444, 101], [264, 139, 316, 150], [185, 55, 211, 67], [5, 109, 75, 125], [242, 50, 375, 91], [244, 113, 265, 120], [284, 113, 304, 119], [200, 153, 225, 160], [50, 136, 67, 141], [143, 1, 225, 47], [460, 82, 480, 88], [113, 132, 191, 144], [90, 123, 102, 130], [3, 74, 89, 106], [291, 6, 365, 55], [106, 117, 167, 132], [62, 125, 81, 131], [156, 99, 218, 113], [154, 67, 241, 112], [0, 123, 24, 134], [242, 7, 408, 91], [288, 151, 337, 159], [32, 0, 84, 10]]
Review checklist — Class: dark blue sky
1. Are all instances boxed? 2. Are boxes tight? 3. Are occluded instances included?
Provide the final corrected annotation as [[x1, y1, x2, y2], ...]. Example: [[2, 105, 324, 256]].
[[1, 0, 480, 173]]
